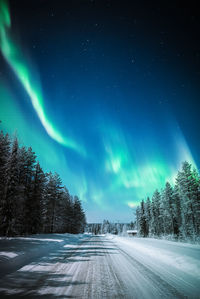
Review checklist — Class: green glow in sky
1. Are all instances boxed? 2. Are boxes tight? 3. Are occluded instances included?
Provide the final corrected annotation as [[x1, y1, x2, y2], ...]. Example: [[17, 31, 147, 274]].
[[101, 122, 197, 207], [0, 83, 68, 171], [0, 0, 85, 156]]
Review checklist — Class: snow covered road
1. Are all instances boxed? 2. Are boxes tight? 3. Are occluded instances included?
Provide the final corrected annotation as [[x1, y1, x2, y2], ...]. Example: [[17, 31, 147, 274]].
[[0, 234, 199, 298]]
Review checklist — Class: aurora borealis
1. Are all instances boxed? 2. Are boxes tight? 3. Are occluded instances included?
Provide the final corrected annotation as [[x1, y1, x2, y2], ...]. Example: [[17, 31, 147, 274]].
[[0, 0, 199, 222], [0, 0, 84, 155]]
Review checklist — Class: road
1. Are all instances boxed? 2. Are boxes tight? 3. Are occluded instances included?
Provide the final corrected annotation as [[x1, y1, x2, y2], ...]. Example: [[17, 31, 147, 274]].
[[0, 235, 199, 298]]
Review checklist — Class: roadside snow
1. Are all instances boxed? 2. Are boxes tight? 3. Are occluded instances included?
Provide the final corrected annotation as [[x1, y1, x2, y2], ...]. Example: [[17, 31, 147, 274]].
[[0, 233, 87, 278], [108, 235, 200, 277], [107, 234, 200, 297], [0, 252, 18, 258]]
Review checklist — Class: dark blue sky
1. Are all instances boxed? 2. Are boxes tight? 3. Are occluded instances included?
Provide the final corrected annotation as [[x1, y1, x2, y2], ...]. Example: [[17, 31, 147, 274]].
[[0, 0, 199, 222]]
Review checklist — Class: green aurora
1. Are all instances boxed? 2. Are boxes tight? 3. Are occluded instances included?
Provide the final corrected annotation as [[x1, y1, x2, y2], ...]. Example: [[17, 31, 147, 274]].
[[0, 0, 85, 156]]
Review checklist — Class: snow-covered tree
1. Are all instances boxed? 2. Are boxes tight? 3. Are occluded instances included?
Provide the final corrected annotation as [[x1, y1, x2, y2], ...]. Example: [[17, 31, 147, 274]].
[[172, 184, 182, 237], [30, 162, 46, 233], [151, 190, 162, 236], [135, 161, 200, 241], [0, 132, 10, 200], [176, 162, 200, 239], [144, 197, 151, 236], [139, 200, 148, 237], [43, 172, 62, 233], [160, 182, 174, 235], [0, 132, 10, 234], [2, 139, 21, 235], [0, 131, 86, 236]]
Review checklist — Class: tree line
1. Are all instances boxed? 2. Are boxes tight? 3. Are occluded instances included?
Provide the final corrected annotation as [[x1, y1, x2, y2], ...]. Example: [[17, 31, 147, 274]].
[[136, 161, 200, 241], [0, 130, 86, 236], [86, 220, 135, 235]]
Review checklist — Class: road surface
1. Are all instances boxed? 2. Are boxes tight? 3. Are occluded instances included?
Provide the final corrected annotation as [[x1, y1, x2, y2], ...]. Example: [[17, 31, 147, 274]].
[[0, 234, 199, 298]]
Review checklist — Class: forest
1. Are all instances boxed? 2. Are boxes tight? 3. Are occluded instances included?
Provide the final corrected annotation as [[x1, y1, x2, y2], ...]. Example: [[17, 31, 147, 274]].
[[87, 162, 200, 242], [136, 161, 200, 241], [86, 220, 135, 235], [0, 130, 86, 236], [1, 129, 199, 241]]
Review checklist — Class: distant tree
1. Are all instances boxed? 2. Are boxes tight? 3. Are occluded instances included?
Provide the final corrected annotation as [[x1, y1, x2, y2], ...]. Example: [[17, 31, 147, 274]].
[[139, 200, 148, 237], [135, 206, 141, 233], [101, 220, 110, 234], [129, 221, 135, 230]]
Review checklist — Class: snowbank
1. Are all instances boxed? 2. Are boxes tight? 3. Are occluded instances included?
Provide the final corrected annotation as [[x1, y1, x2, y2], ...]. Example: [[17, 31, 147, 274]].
[[0, 233, 88, 278], [106, 234, 200, 296]]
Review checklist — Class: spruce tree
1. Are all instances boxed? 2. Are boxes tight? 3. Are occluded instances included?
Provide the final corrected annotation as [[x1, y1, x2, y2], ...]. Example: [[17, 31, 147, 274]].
[[72, 196, 86, 233], [172, 184, 182, 237], [161, 182, 174, 235], [139, 200, 148, 237], [3, 139, 20, 235], [176, 162, 199, 238], [43, 172, 62, 233], [151, 190, 162, 236], [0, 131, 87, 236], [144, 197, 151, 236], [62, 187, 74, 233], [0, 132, 10, 234], [24, 147, 36, 233], [30, 162, 46, 233]]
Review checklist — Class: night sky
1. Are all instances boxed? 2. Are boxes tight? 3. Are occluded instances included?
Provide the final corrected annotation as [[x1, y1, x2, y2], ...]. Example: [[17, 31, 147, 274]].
[[0, 0, 200, 222]]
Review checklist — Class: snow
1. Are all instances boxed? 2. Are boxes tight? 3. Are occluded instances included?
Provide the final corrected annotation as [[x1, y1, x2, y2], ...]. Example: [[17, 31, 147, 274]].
[[107, 235, 200, 277], [0, 233, 87, 278], [0, 252, 18, 258], [0, 233, 199, 298], [107, 235, 200, 297]]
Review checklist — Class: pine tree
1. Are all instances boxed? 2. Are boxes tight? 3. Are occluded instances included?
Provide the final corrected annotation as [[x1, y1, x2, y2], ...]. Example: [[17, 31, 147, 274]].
[[30, 162, 46, 233], [0, 130, 87, 236], [43, 172, 62, 233], [176, 162, 199, 239], [135, 162, 199, 241], [72, 196, 86, 234], [144, 197, 151, 236], [136, 206, 141, 233], [172, 184, 182, 237], [23, 147, 36, 233], [190, 168, 200, 235], [161, 182, 174, 235], [0, 132, 10, 199], [0, 132, 10, 234], [139, 200, 148, 237], [151, 190, 162, 236], [3, 139, 20, 235], [62, 190, 74, 233]]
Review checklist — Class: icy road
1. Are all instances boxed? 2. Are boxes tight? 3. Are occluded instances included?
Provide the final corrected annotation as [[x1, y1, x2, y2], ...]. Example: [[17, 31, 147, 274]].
[[0, 234, 200, 298]]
